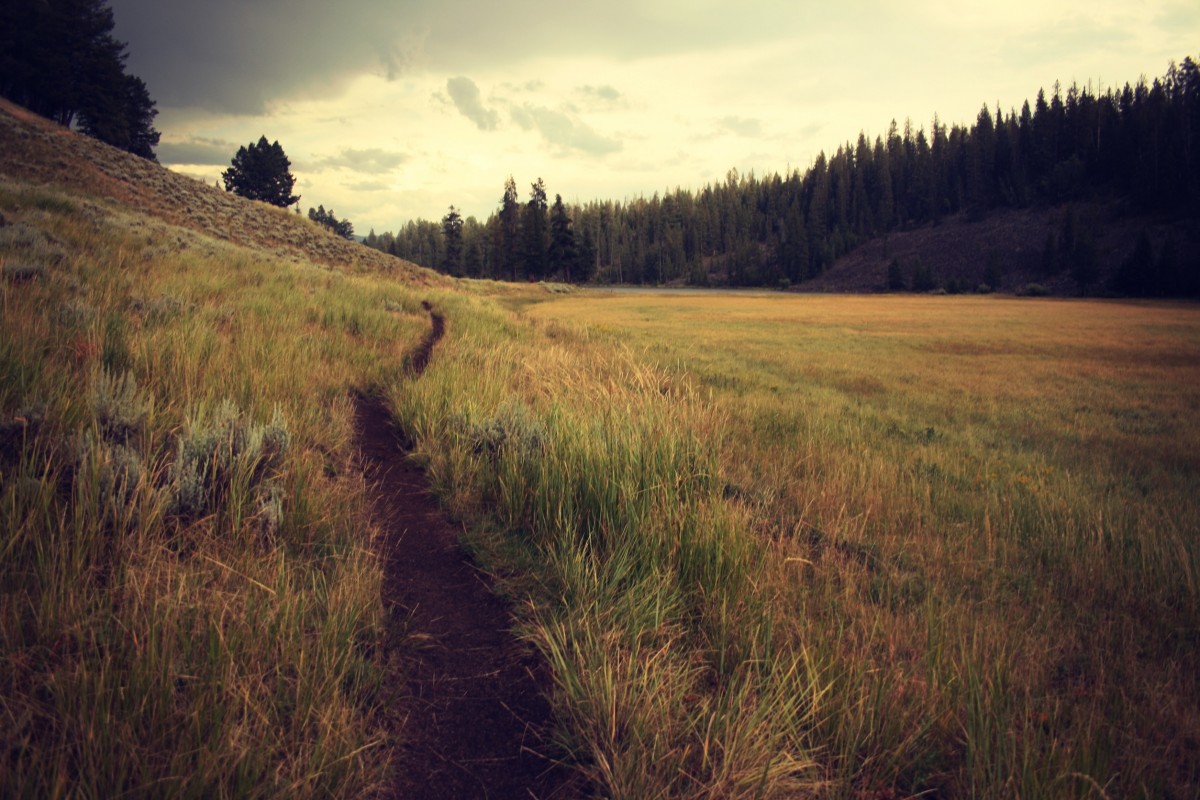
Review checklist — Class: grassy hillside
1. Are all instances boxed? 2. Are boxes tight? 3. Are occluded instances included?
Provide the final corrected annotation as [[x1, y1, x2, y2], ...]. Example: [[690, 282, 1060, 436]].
[[0, 103, 441, 797], [0, 98, 441, 283]]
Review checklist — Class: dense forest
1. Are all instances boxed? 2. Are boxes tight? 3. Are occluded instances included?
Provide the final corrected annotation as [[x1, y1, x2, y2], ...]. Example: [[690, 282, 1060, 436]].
[[370, 55, 1200, 296]]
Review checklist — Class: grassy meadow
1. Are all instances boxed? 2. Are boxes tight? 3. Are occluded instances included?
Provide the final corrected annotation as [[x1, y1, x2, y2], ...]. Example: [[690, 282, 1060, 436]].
[[508, 291, 1200, 798], [390, 287, 1199, 798], [2, 145, 1198, 799]]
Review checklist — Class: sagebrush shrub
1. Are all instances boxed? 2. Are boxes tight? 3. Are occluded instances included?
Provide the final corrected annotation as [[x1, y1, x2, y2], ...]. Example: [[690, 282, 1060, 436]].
[[91, 369, 147, 447], [167, 400, 290, 532], [464, 401, 548, 457]]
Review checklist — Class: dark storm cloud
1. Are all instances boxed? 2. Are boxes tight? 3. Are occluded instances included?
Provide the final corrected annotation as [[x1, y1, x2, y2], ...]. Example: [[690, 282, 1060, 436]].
[[106, 0, 813, 114], [446, 77, 499, 131], [107, 0, 422, 113]]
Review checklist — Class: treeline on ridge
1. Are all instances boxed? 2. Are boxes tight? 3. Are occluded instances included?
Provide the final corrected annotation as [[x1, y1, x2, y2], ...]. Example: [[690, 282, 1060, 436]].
[[369, 55, 1200, 296]]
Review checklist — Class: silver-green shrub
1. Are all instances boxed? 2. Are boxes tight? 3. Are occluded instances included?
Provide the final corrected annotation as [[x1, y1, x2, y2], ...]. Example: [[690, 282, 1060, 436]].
[[167, 400, 290, 531]]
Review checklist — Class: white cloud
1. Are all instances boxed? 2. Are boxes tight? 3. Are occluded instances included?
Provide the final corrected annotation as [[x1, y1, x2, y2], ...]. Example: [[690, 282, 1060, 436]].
[[578, 84, 623, 105], [511, 104, 622, 156], [718, 116, 763, 137], [348, 180, 392, 192]]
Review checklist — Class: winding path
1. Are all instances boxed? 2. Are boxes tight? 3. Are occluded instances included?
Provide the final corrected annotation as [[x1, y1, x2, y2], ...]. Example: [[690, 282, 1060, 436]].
[[354, 304, 575, 799]]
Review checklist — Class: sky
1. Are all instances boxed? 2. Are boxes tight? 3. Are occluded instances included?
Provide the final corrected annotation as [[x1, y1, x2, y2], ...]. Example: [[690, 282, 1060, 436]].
[[108, 0, 1199, 234]]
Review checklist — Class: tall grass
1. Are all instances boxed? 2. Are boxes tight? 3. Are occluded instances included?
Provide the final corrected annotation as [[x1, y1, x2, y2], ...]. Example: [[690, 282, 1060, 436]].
[[7, 160, 1195, 798], [0, 179, 430, 797], [386, 294, 823, 798], [523, 291, 1200, 798]]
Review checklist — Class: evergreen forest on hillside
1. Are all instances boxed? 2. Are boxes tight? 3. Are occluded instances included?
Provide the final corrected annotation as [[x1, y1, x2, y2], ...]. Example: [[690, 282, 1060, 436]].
[[371, 55, 1200, 296]]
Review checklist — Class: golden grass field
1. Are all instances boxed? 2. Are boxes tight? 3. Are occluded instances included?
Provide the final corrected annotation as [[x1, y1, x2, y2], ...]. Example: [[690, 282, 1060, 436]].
[[2, 100, 1198, 797], [510, 290, 1200, 798]]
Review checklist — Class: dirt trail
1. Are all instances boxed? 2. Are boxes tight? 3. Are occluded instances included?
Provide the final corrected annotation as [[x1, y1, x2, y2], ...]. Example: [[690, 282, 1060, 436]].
[[354, 304, 574, 799]]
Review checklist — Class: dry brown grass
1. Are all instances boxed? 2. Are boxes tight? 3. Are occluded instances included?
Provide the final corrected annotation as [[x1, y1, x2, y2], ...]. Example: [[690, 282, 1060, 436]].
[[0, 150, 432, 795], [524, 290, 1200, 798]]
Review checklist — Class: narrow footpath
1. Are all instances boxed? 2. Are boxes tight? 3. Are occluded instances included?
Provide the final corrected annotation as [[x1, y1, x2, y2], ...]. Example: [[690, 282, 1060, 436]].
[[353, 303, 575, 799]]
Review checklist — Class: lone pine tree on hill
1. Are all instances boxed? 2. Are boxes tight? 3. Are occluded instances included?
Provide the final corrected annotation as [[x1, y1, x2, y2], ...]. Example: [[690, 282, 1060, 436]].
[[222, 137, 300, 207]]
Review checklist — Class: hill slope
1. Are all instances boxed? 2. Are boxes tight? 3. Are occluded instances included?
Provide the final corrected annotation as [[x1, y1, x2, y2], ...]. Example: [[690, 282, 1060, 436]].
[[0, 99, 454, 798], [798, 201, 1200, 295], [0, 98, 442, 284]]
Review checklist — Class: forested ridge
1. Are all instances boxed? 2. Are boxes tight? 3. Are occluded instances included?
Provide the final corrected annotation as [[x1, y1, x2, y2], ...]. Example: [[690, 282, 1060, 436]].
[[372, 55, 1200, 296]]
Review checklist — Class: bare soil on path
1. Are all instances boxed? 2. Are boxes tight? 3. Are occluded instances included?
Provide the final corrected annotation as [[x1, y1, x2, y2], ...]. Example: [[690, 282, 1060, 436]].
[[353, 306, 576, 799]]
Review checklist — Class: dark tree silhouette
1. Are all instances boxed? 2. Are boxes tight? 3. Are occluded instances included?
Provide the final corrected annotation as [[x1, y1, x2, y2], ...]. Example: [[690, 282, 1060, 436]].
[[0, 0, 159, 158], [548, 194, 577, 282], [308, 205, 354, 239], [498, 177, 521, 281], [441, 206, 464, 275], [522, 179, 549, 281], [1112, 229, 1156, 296], [223, 137, 300, 207]]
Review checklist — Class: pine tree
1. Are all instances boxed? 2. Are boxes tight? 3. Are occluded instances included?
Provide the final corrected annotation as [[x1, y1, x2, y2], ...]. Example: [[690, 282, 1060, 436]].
[[307, 205, 354, 239], [523, 178, 549, 280], [0, 0, 159, 158], [548, 194, 576, 282], [1112, 229, 1156, 295], [911, 259, 937, 292], [441, 206, 464, 276], [223, 137, 300, 207], [1041, 231, 1060, 275], [576, 227, 598, 283], [498, 177, 521, 281]]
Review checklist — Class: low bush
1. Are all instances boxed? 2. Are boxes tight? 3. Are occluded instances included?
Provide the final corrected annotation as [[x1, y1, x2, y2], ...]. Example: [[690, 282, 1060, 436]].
[[167, 399, 290, 535]]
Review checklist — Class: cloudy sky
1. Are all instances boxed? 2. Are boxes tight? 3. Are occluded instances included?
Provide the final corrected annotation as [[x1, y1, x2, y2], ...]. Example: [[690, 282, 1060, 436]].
[[109, 0, 1198, 233]]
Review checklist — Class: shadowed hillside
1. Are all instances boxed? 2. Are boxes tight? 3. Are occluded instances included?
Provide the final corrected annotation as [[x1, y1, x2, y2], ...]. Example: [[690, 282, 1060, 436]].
[[799, 201, 1200, 295]]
